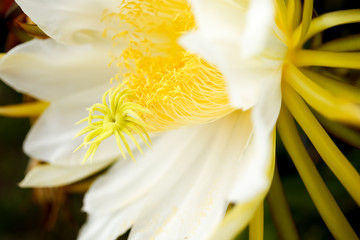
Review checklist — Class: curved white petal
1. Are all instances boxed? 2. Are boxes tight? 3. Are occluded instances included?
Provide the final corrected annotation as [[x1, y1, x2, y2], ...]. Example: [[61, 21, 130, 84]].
[[78, 199, 145, 240], [241, 0, 275, 58], [228, 69, 281, 202], [189, 0, 247, 44], [23, 84, 121, 166], [0, 39, 117, 101], [180, 0, 286, 109], [185, 0, 275, 58], [83, 123, 210, 215], [128, 112, 254, 240], [212, 80, 280, 239], [15, 0, 118, 45], [82, 111, 256, 240], [19, 158, 114, 188]]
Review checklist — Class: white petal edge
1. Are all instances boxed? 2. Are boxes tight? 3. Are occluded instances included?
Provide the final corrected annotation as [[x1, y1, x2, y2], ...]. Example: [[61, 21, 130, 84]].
[[240, 0, 275, 58], [19, 158, 114, 188], [79, 199, 145, 240], [180, 0, 286, 109], [128, 112, 253, 240], [0, 38, 117, 101], [209, 129, 276, 240], [83, 122, 211, 214], [210, 69, 281, 240], [181, 31, 285, 110], [228, 68, 281, 202], [15, 0, 118, 45], [213, 70, 280, 240]]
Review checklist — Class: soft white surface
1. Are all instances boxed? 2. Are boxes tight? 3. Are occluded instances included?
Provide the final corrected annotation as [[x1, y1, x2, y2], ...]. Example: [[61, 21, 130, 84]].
[[19, 158, 115, 187], [0, 39, 117, 101], [23, 84, 122, 166], [15, 0, 119, 45], [80, 111, 273, 240], [180, 0, 285, 109]]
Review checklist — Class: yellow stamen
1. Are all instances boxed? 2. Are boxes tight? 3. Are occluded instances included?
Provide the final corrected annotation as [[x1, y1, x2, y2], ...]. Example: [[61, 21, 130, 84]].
[[249, 202, 264, 240], [294, 9, 360, 46], [283, 64, 360, 125], [301, 69, 360, 104], [283, 84, 360, 206], [77, 0, 233, 162], [317, 34, 360, 52], [277, 106, 358, 240], [75, 87, 151, 162], [294, 50, 360, 69], [102, 0, 233, 132], [0, 101, 48, 117], [267, 166, 300, 240]]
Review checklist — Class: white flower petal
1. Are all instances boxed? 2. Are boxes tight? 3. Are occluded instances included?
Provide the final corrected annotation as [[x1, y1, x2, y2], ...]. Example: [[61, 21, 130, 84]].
[[19, 158, 114, 188], [83, 124, 208, 215], [181, 31, 281, 109], [181, 0, 286, 109], [0, 39, 117, 101], [128, 112, 255, 240], [78, 199, 145, 240], [228, 69, 281, 202], [189, 0, 247, 43], [23, 84, 121, 166], [241, 0, 275, 58], [15, 0, 118, 45]]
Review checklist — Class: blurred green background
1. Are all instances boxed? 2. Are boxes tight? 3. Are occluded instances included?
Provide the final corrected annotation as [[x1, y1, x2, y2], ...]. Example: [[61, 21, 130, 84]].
[[0, 0, 359, 239]]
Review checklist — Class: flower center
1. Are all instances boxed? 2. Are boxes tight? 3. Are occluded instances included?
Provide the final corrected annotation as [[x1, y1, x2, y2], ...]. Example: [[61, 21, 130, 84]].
[[103, 0, 234, 132], [76, 0, 234, 161]]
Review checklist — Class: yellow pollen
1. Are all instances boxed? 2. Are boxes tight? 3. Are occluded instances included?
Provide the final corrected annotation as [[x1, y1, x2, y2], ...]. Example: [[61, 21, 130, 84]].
[[74, 88, 151, 162], [102, 0, 234, 132], [76, 0, 234, 162]]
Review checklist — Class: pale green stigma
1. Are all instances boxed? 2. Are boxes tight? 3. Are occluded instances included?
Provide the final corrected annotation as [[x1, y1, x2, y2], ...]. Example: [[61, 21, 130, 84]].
[[74, 87, 151, 162]]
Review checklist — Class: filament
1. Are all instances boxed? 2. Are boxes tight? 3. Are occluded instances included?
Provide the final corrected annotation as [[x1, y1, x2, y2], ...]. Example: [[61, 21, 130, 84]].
[[283, 84, 360, 206], [249, 202, 264, 240], [277, 106, 358, 240], [317, 34, 360, 52], [267, 166, 300, 240], [294, 9, 360, 46], [301, 69, 360, 104], [294, 50, 360, 69], [283, 64, 360, 125]]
